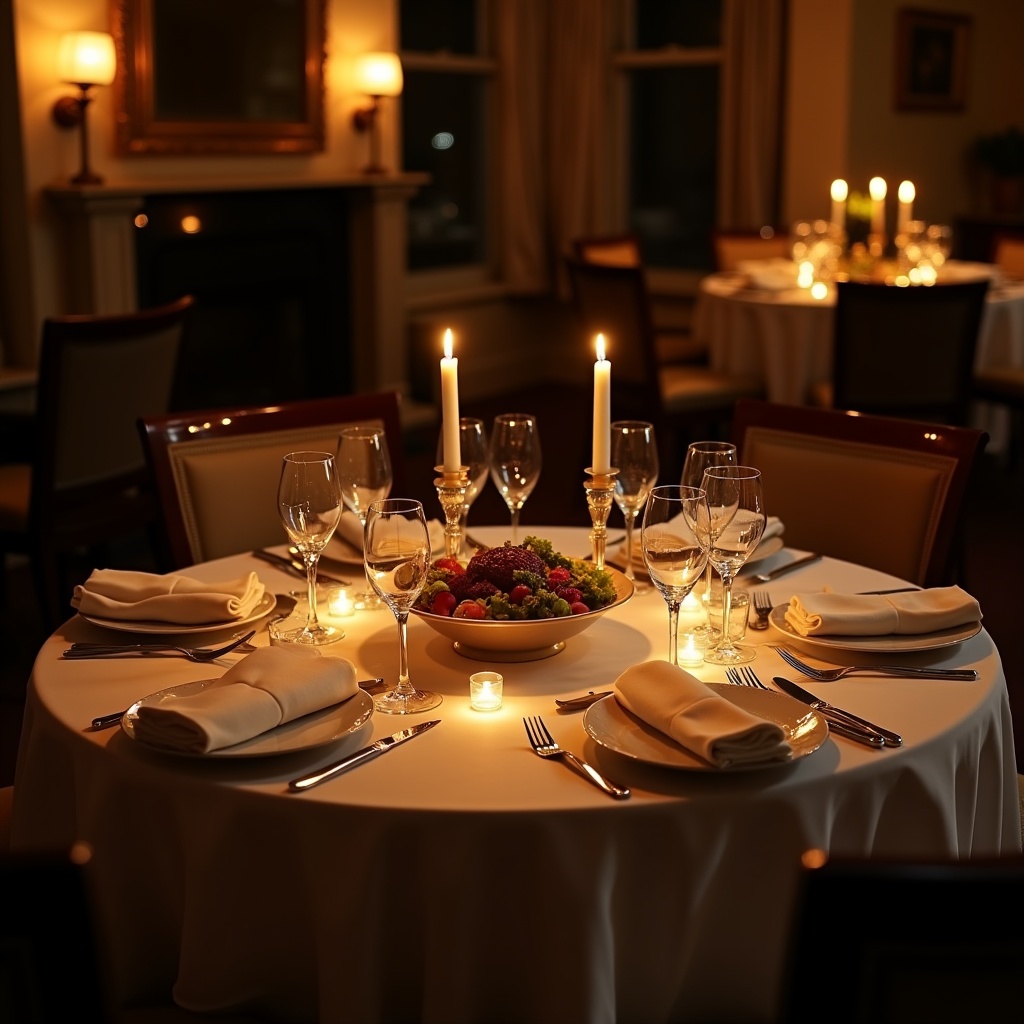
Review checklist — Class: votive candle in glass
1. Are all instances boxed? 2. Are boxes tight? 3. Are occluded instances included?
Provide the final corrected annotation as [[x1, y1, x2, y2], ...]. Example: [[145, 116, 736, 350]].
[[470, 671, 503, 711]]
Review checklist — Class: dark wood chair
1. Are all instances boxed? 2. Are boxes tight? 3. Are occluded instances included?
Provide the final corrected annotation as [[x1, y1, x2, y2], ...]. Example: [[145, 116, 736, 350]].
[[565, 257, 763, 479], [139, 391, 406, 568], [0, 295, 194, 629], [732, 398, 988, 587], [826, 279, 990, 426], [711, 225, 790, 271]]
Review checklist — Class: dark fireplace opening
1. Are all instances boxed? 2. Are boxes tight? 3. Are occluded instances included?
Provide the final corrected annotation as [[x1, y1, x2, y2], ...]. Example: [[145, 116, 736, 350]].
[[134, 188, 351, 412]]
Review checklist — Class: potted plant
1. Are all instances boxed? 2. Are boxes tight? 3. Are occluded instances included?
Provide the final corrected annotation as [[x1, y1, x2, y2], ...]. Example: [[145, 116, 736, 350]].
[[973, 126, 1024, 214]]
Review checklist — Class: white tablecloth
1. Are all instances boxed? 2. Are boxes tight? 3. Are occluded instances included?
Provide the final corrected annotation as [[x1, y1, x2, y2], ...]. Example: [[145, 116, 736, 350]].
[[12, 527, 1021, 1022]]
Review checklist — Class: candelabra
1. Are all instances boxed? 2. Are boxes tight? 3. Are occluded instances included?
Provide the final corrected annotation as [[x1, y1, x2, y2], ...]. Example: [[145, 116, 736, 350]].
[[435, 465, 470, 560]]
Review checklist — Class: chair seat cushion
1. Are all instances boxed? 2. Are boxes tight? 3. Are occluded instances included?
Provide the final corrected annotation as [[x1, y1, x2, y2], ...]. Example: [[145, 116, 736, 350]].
[[0, 463, 30, 532], [974, 366, 1024, 403], [655, 330, 709, 365]]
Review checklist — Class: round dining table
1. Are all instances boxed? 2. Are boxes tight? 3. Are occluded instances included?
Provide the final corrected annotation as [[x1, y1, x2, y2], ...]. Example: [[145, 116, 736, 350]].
[[11, 526, 1021, 1023]]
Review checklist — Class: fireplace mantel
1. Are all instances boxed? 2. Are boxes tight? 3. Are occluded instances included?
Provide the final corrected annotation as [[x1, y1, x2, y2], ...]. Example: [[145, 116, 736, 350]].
[[45, 173, 428, 399]]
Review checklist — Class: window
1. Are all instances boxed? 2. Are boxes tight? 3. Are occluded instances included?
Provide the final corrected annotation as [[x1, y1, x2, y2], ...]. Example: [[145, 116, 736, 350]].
[[399, 0, 495, 275]]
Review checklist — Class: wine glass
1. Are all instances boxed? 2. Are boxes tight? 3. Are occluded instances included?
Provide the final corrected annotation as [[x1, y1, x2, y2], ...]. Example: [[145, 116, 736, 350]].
[[337, 425, 393, 610], [364, 498, 441, 714], [276, 451, 344, 645], [641, 485, 710, 667], [701, 466, 766, 666], [435, 417, 489, 547], [488, 413, 541, 543], [611, 421, 659, 582], [681, 441, 737, 635]]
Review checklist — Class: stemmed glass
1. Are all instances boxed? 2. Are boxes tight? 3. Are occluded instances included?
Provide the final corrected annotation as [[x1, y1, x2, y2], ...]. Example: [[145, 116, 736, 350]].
[[436, 417, 489, 542], [681, 441, 737, 635], [364, 498, 442, 714], [701, 466, 766, 666], [641, 485, 710, 666], [489, 413, 541, 543], [276, 451, 344, 645], [611, 421, 660, 582], [337, 425, 393, 610]]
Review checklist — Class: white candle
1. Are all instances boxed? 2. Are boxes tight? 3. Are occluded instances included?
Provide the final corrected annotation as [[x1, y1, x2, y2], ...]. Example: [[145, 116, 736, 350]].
[[897, 180, 915, 235], [869, 177, 887, 236], [592, 333, 611, 473], [829, 178, 848, 233], [440, 328, 461, 472]]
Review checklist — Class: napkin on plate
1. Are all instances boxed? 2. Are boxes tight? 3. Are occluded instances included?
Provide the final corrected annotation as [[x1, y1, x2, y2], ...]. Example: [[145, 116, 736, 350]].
[[132, 646, 359, 754], [784, 586, 982, 637], [613, 660, 793, 769], [628, 515, 784, 568], [327, 514, 446, 561], [71, 569, 266, 625], [736, 258, 799, 291]]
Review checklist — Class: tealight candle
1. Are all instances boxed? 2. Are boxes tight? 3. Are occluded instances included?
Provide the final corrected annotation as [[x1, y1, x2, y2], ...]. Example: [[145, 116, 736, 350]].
[[440, 328, 461, 472], [678, 632, 704, 668], [470, 671, 503, 712], [328, 587, 354, 618]]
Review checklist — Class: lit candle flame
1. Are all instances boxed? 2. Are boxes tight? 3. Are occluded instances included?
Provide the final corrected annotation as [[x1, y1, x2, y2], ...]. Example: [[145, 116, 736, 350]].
[[869, 177, 887, 201], [443, 327, 454, 360], [898, 180, 915, 204], [595, 333, 606, 362], [830, 178, 848, 202]]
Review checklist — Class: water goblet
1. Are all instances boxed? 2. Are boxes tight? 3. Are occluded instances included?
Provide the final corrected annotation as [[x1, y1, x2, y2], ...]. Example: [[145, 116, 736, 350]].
[[337, 425, 393, 610], [275, 451, 344, 645], [364, 498, 441, 714], [701, 466, 766, 666], [435, 417, 489, 546], [489, 412, 541, 543], [641, 485, 711, 667], [611, 421, 659, 583], [681, 440, 737, 635]]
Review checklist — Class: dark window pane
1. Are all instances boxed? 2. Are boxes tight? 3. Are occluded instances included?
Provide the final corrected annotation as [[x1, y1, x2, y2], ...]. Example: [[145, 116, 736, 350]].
[[400, 0, 478, 54], [403, 71, 487, 270], [629, 65, 719, 269], [635, 0, 722, 49]]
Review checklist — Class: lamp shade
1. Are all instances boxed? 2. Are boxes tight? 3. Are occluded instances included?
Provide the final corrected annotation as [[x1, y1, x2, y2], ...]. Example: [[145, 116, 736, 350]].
[[353, 52, 403, 98], [57, 32, 116, 87]]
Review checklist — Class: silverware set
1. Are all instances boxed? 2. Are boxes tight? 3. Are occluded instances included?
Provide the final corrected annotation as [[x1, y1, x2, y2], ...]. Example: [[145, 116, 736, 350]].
[[772, 645, 978, 681], [65, 630, 256, 664], [523, 716, 630, 799]]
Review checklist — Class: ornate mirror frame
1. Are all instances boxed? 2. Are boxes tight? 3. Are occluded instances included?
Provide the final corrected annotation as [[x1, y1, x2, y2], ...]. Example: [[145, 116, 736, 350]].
[[113, 0, 326, 155]]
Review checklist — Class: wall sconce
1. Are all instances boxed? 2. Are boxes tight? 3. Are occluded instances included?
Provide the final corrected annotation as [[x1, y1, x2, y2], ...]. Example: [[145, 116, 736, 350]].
[[351, 52, 403, 174], [52, 31, 116, 186]]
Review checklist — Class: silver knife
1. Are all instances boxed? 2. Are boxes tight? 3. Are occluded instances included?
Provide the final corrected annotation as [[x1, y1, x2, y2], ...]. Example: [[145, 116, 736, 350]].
[[252, 549, 351, 586], [554, 690, 612, 710], [752, 553, 823, 583], [288, 719, 440, 791], [773, 676, 902, 747]]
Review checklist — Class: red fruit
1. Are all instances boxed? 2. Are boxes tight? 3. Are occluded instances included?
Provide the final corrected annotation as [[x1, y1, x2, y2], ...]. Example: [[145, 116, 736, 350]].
[[466, 544, 547, 593], [509, 584, 532, 605], [569, 602, 590, 615], [547, 567, 572, 586], [556, 586, 583, 605], [454, 600, 487, 619], [433, 557, 465, 574], [430, 591, 458, 616]]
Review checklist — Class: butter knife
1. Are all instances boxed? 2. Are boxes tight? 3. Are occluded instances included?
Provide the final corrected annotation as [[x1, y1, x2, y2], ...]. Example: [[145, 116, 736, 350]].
[[752, 553, 822, 583], [773, 676, 901, 747], [288, 719, 440, 791], [252, 549, 351, 586]]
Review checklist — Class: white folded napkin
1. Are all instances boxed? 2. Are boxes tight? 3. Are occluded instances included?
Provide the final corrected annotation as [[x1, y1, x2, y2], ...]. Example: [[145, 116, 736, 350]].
[[328, 514, 446, 560], [71, 569, 266, 625], [784, 586, 982, 637], [630, 515, 783, 567], [132, 646, 358, 754], [737, 258, 799, 291], [614, 660, 792, 769]]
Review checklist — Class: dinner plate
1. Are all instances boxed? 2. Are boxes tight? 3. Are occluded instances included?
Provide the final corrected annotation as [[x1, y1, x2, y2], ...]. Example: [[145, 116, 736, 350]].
[[767, 605, 983, 653], [583, 685, 828, 772], [610, 532, 784, 574], [80, 592, 278, 636], [122, 682, 374, 758]]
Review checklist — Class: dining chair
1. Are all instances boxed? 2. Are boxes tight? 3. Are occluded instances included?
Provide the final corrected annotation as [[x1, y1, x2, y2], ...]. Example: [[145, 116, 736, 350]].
[[565, 257, 763, 480], [0, 295, 194, 629], [139, 390, 406, 568], [778, 848, 1024, 1023], [710, 225, 790, 272], [731, 398, 988, 588], [992, 233, 1024, 280], [822, 279, 990, 427]]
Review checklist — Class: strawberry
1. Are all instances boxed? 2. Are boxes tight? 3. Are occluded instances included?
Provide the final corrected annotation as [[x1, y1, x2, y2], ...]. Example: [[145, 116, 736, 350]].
[[509, 584, 532, 605], [454, 600, 487, 619], [433, 557, 465, 574], [555, 586, 583, 605], [569, 602, 590, 615], [430, 591, 457, 616], [547, 567, 572, 586]]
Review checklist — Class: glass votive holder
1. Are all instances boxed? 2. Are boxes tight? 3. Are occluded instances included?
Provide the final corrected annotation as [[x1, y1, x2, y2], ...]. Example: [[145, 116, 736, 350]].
[[327, 586, 354, 618], [678, 631, 705, 668], [469, 671, 503, 712], [707, 591, 750, 642]]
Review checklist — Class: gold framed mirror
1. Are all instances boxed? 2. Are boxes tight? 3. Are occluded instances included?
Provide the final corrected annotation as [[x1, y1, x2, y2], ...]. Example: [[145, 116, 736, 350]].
[[113, 0, 325, 155]]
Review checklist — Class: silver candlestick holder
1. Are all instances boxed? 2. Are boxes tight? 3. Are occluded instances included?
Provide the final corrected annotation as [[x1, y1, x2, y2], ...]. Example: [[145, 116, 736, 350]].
[[434, 465, 470, 560], [584, 467, 618, 570]]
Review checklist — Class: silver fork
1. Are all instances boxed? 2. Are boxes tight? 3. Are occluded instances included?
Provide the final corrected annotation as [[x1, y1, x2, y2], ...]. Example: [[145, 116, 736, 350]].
[[523, 716, 630, 799], [772, 646, 978, 681], [63, 629, 256, 663], [749, 591, 773, 630], [725, 666, 767, 688]]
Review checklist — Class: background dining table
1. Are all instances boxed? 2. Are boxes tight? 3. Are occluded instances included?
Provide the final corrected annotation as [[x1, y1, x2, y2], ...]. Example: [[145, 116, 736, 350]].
[[693, 260, 1024, 453], [11, 526, 1021, 1023]]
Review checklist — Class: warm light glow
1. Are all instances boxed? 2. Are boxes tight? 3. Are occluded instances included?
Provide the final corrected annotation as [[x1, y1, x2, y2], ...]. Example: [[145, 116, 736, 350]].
[[353, 52, 403, 97], [830, 178, 848, 202], [898, 180, 915, 204], [810, 281, 828, 300], [678, 632, 704, 668], [869, 176, 887, 201], [797, 261, 815, 288], [470, 672, 503, 712], [328, 588, 354, 618], [180, 215, 201, 234], [443, 327, 454, 360], [57, 32, 116, 86], [595, 333, 606, 361], [134, 214, 148, 228]]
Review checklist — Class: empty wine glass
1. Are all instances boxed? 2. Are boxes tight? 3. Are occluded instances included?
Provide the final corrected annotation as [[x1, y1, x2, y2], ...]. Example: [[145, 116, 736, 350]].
[[435, 417, 489, 553], [611, 421, 659, 582], [276, 451, 344, 645], [489, 413, 541, 543], [701, 466, 766, 666], [681, 440, 737, 635], [641, 485, 710, 667], [364, 498, 441, 714], [337, 425, 393, 610]]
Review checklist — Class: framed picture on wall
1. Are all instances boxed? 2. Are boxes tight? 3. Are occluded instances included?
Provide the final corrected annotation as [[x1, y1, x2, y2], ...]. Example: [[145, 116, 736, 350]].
[[894, 8, 971, 112]]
